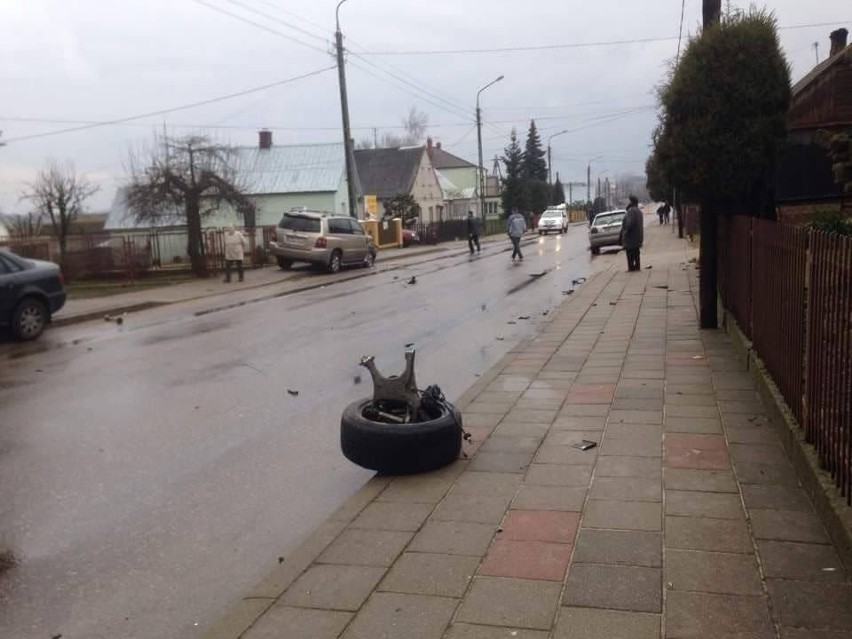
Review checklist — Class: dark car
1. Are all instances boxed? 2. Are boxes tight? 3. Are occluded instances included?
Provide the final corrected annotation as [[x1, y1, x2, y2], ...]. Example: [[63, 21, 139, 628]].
[[0, 248, 66, 340], [402, 229, 421, 247]]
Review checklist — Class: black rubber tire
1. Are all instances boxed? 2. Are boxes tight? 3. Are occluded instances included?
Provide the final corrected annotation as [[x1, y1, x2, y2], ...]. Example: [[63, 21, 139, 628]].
[[327, 250, 342, 273], [277, 257, 292, 270], [12, 297, 48, 341], [591, 246, 601, 255], [340, 398, 463, 475]]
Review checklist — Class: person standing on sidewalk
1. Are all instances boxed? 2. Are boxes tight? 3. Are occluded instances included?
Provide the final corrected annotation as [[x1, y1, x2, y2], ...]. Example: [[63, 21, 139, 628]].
[[223, 225, 246, 282], [466, 210, 481, 254], [506, 208, 527, 262], [620, 195, 644, 272]]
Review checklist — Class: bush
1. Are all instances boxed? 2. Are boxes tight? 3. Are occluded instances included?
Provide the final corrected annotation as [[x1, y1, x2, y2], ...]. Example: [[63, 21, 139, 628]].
[[808, 210, 852, 236]]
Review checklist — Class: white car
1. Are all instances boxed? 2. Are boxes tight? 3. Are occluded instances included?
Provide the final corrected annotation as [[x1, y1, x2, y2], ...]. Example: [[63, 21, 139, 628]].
[[537, 209, 568, 235]]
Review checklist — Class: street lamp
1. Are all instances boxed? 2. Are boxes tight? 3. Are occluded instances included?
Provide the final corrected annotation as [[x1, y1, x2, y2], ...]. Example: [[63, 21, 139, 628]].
[[586, 155, 603, 204], [476, 74, 504, 223], [547, 130, 569, 191]]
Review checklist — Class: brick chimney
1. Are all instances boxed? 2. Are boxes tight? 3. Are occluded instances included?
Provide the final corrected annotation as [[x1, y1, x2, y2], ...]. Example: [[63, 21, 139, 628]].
[[830, 28, 849, 57], [258, 129, 273, 150]]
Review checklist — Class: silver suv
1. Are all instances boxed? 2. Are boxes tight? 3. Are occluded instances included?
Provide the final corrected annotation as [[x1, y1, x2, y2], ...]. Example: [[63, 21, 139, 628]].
[[269, 210, 375, 273]]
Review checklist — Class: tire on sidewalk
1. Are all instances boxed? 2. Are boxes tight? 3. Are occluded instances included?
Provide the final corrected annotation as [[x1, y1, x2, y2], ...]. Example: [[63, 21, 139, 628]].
[[340, 398, 463, 475]]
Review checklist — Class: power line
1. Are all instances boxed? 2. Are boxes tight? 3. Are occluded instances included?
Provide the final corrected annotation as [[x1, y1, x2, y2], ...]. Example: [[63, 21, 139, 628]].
[[1, 66, 336, 144], [676, 0, 687, 64], [353, 21, 850, 56], [219, 0, 328, 43], [190, 0, 330, 55]]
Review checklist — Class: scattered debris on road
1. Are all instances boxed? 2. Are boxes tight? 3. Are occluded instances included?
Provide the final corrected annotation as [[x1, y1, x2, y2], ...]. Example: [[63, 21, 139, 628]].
[[518, 315, 530, 320], [572, 277, 587, 285], [287, 389, 299, 396], [572, 440, 597, 451], [353, 375, 362, 385], [563, 290, 574, 295], [104, 313, 126, 325], [407, 276, 417, 285]]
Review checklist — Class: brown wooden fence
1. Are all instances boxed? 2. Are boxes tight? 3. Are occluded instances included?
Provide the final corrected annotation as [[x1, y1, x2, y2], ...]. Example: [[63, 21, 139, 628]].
[[718, 214, 851, 504]]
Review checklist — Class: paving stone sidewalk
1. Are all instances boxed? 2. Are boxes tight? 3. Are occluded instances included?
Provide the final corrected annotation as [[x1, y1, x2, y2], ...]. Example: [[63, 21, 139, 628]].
[[209, 224, 852, 639]]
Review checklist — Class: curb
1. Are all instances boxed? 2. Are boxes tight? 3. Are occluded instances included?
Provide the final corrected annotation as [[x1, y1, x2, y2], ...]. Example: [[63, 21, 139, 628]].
[[200, 268, 609, 638], [723, 311, 852, 576]]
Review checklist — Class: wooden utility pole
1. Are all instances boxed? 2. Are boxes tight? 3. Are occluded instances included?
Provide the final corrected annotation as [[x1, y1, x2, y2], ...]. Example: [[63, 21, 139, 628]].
[[699, 0, 722, 329], [335, 1, 357, 218], [703, 0, 721, 28]]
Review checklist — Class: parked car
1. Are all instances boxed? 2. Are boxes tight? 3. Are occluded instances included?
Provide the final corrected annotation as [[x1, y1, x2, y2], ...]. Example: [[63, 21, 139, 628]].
[[589, 209, 627, 255], [268, 211, 375, 272], [402, 229, 421, 247], [0, 248, 66, 340], [537, 208, 569, 235]]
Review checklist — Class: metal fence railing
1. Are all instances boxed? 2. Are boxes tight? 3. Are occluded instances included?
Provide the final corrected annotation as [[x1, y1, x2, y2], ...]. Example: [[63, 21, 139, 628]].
[[718, 214, 851, 504], [806, 230, 852, 504]]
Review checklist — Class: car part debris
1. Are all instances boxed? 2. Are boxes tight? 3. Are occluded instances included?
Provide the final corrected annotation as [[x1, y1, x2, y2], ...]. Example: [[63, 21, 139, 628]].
[[287, 389, 299, 396], [572, 440, 597, 451], [360, 351, 421, 414]]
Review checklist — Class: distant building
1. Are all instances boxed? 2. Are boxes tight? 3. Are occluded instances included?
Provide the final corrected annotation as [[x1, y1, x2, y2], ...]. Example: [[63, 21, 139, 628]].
[[105, 131, 361, 230], [354, 146, 444, 223], [777, 28, 851, 221], [427, 138, 502, 219]]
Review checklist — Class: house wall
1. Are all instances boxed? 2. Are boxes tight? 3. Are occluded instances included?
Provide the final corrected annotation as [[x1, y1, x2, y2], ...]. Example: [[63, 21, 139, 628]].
[[409, 150, 445, 224], [205, 191, 341, 227]]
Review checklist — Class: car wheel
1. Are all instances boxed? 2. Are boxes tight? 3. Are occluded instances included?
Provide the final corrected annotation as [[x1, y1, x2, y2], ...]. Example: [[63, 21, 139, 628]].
[[276, 257, 292, 270], [12, 298, 48, 341], [327, 250, 342, 273], [591, 246, 601, 255], [340, 398, 462, 475]]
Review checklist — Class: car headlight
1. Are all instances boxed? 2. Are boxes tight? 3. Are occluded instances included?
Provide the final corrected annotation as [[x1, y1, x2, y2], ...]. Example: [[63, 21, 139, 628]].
[[590, 228, 598, 234]]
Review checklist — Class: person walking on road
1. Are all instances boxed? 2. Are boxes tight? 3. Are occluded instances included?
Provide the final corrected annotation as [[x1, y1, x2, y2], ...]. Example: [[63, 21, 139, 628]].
[[223, 225, 247, 283], [621, 195, 644, 272], [506, 208, 527, 262], [466, 210, 481, 254], [662, 202, 671, 225]]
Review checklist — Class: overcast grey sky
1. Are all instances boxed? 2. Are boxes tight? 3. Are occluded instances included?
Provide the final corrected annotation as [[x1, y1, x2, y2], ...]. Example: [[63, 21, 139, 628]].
[[1, 0, 848, 213]]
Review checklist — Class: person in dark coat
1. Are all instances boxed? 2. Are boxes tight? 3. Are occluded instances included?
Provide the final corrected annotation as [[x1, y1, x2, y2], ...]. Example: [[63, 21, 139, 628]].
[[620, 195, 644, 272], [466, 210, 481, 254]]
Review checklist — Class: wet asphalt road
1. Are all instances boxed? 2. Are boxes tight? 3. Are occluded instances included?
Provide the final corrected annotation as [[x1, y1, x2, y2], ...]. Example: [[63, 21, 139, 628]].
[[0, 225, 617, 639]]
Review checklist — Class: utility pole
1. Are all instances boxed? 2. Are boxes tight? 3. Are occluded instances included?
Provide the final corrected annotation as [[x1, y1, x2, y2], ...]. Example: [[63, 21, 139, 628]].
[[373, 127, 378, 148], [699, 0, 722, 329], [476, 75, 504, 224], [335, 0, 357, 218], [813, 42, 820, 65], [587, 164, 591, 203]]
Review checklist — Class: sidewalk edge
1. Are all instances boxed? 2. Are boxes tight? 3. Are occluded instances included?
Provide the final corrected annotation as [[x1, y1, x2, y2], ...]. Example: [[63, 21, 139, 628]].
[[724, 312, 852, 575], [201, 268, 608, 639]]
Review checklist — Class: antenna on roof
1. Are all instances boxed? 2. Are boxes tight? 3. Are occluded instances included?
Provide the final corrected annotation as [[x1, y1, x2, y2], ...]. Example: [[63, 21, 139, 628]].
[[813, 42, 820, 65]]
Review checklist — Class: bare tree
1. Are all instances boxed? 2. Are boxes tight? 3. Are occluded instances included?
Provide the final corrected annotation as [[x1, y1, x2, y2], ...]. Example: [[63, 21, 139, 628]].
[[126, 134, 255, 277], [8, 212, 44, 240], [401, 107, 428, 144], [21, 162, 98, 270]]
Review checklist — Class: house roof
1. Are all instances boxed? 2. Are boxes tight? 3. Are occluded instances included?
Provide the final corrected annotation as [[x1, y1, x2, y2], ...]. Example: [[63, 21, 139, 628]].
[[105, 188, 182, 230], [435, 170, 475, 200], [429, 147, 476, 170], [792, 43, 852, 97], [354, 147, 424, 199], [105, 142, 349, 230], [234, 142, 346, 194]]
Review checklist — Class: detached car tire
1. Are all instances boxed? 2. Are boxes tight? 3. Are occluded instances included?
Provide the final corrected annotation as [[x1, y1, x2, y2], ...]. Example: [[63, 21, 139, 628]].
[[340, 398, 462, 475]]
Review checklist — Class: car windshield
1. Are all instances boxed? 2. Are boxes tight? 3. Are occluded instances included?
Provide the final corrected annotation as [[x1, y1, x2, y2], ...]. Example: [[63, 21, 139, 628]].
[[279, 215, 321, 233], [542, 212, 561, 218], [594, 213, 625, 227]]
